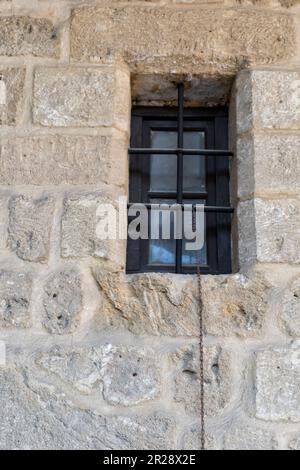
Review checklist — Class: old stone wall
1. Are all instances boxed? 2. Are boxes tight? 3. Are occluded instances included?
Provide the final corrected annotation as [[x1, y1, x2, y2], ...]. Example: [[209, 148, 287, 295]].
[[0, 0, 299, 450]]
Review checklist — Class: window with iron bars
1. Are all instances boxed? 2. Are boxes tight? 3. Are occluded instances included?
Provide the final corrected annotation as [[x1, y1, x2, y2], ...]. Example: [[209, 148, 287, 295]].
[[127, 84, 233, 275]]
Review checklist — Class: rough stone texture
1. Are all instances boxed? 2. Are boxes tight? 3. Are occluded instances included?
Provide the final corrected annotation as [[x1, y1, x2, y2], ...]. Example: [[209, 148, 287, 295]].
[[173, 345, 232, 417], [238, 198, 300, 266], [8, 194, 54, 263], [223, 423, 278, 450], [0, 132, 128, 187], [256, 347, 300, 422], [35, 344, 161, 406], [289, 437, 300, 450], [0, 16, 59, 58], [181, 426, 218, 451], [237, 133, 300, 197], [42, 268, 83, 334], [33, 67, 130, 131], [0, 68, 25, 126], [236, 70, 300, 134], [0, 270, 31, 328], [70, 7, 295, 74], [0, 368, 176, 450], [61, 191, 125, 268], [279, 275, 300, 337]]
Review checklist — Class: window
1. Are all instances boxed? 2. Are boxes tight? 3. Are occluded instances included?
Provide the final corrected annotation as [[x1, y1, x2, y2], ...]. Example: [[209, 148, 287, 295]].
[[127, 85, 233, 275]]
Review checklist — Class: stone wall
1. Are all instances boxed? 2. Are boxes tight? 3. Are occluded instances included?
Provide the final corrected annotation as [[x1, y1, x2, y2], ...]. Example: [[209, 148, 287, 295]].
[[0, 0, 300, 450]]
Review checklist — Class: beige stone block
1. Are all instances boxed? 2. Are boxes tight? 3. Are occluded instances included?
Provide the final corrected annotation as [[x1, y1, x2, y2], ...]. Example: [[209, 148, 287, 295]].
[[0, 68, 25, 126], [70, 7, 295, 74], [33, 67, 130, 131], [0, 16, 60, 57], [0, 131, 128, 187], [237, 133, 300, 197]]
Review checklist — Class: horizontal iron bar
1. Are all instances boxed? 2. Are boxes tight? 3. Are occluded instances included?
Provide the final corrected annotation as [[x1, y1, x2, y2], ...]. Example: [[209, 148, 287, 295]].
[[129, 148, 233, 156], [128, 203, 234, 213], [148, 191, 208, 199]]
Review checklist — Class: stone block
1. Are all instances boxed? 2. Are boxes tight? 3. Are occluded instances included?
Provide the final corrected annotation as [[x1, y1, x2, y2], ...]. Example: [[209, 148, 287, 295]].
[[238, 198, 300, 266], [42, 268, 83, 334], [0, 270, 31, 328], [223, 423, 278, 450], [70, 7, 295, 74], [256, 347, 300, 422], [237, 133, 300, 197], [8, 194, 55, 262], [0, 132, 128, 187], [0, 68, 25, 125], [279, 275, 300, 337], [289, 437, 300, 450], [0, 16, 60, 57], [33, 67, 130, 131], [236, 70, 300, 134], [173, 345, 232, 417]]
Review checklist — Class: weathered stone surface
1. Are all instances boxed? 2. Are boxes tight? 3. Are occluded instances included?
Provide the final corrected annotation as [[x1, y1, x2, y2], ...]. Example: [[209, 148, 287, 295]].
[[238, 198, 300, 266], [236, 70, 300, 134], [70, 7, 295, 74], [0, 270, 31, 328], [289, 437, 300, 450], [61, 191, 125, 268], [237, 134, 300, 197], [42, 268, 82, 334], [173, 345, 232, 417], [202, 273, 269, 338], [0, 68, 25, 125], [35, 344, 161, 406], [33, 67, 130, 131], [93, 271, 200, 336], [0, 367, 176, 450], [8, 194, 54, 262], [223, 423, 277, 450], [0, 16, 59, 57], [0, 132, 128, 187], [279, 275, 300, 337], [256, 347, 300, 422], [181, 426, 218, 451]]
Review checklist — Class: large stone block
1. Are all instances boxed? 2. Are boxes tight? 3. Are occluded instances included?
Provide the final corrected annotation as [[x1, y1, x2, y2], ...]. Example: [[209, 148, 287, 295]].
[[237, 133, 300, 198], [0, 270, 31, 328], [33, 67, 130, 131], [279, 275, 300, 337], [70, 6, 295, 74], [42, 268, 83, 334], [172, 345, 232, 417], [8, 194, 55, 263], [61, 191, 125, 268], [0, 367, 176, 450], [36, 344, 161, 406], [0, 16, 60, 57], [223, 423, 277, 450], [256, 347, 300, 422], [236, 70, 300, 134], [0, 68, 25, 125], [0, 132, 128, 187], [238, 198, 300, 266]]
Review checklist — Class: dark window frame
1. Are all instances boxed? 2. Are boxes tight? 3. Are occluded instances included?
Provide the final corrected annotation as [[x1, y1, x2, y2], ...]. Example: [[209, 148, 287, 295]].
[[127, 101, 232, 275]]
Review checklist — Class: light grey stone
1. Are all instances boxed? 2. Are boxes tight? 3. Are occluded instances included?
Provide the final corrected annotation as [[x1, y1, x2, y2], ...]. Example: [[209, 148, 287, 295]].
[[61, 191, 125, 268], [280, 275, 300, 337], [0, 132, 128, 187], [33, 67, 130, 131], [223, 424, 277, 450], [256, 347, 300, 422], [0, 16, 60, 57], [173, 345, 232, 417], [0, 270, 31, 328], [181, 426, 218, 450], [0, 68, 25, 125], [238, 198, 300, 266], [8, 194, 55, 263], [237, 134, 300, 198], [289, 437, 300, 450], [236, 70, 300, 134], [35, 344, 161, 406], [42, 268, 83, 335]]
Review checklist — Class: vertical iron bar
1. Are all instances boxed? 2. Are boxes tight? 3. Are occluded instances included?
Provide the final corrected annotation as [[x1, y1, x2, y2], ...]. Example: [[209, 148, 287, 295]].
[[176, 83, 184, 274]]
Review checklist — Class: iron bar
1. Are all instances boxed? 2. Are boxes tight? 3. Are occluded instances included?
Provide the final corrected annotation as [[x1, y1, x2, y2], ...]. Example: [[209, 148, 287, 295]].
[[129, 148, 233, 156], [176, 83, 184, 274], [127, 203, 234, 213]]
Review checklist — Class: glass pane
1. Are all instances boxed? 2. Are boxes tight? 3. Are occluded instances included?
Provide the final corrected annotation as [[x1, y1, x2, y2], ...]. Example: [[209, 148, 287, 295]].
[[183, 132, 206, 192], [182, 200, 207, 266], [150, 131, 177, 192]]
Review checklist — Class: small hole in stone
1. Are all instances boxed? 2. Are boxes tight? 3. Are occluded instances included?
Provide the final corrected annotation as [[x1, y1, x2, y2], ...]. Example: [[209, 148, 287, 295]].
[[119, 355, 122, 359], [132, 372, 138, 377], [57, 315, 62, 320], [53, 294, 57, 298]]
